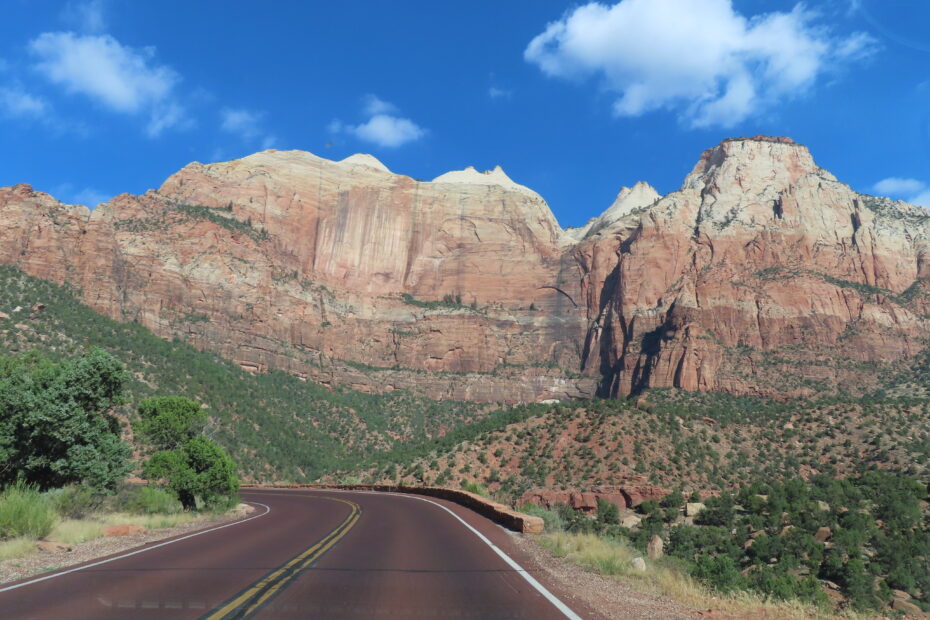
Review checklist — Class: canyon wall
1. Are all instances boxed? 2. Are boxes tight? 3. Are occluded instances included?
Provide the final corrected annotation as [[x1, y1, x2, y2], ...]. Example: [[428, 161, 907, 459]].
[[1, 137, 928, 401]]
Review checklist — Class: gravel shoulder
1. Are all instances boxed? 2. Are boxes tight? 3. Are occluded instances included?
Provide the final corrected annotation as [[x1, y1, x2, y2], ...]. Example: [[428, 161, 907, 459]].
[[512, 533, 714, 620], [0, 507, 250, 586]]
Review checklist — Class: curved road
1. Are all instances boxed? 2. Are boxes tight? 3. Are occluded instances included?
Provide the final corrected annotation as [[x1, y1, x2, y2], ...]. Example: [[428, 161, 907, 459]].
[[0, 489, 592, 619]]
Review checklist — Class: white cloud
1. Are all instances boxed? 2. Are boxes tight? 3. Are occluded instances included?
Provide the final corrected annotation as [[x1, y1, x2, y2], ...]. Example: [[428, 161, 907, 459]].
[[910, 191, 930, 209], [52, 183, 110, 207], [220, 107, 276, 149], [872, 176, 930, 208], [0, 87, 48, 118], [362, 94, 397, 116], [61, 0, 107, 33], [330, 96, 425, 148], [221, 108, 262, 139], [873, 177, 926, 196], [525, 0, 877, 128], [29, 31, 186, 135], [349, 114, 425, 147]]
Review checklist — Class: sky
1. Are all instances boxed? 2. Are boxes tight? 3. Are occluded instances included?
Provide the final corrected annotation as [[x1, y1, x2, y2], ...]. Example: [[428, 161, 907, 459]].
[[0, 0, 928, 227]]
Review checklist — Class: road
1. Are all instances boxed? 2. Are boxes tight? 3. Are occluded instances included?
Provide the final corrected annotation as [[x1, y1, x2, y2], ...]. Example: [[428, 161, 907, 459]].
[[0, 488, 589, 619]]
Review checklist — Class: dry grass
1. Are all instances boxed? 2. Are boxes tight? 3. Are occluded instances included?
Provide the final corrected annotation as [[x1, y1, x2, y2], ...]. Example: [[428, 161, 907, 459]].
[[0, 537, 36, 561], [96, 512, 198, 531], [539, 532, 861, 620], [1, 513, 205, 563], [49, 519, 104, 545]]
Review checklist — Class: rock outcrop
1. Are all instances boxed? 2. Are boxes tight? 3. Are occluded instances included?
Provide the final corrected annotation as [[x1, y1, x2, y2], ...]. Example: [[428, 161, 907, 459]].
[[575, 136, 930, 397], [1, 136, 928, 402]]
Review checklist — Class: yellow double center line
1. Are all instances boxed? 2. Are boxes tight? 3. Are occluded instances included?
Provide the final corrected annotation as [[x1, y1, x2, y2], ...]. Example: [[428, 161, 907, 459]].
[[205, 495, 361, 620]]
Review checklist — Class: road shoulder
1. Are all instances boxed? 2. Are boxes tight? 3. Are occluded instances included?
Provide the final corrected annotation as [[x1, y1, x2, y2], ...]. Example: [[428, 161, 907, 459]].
[[0, 505, 253, 586]]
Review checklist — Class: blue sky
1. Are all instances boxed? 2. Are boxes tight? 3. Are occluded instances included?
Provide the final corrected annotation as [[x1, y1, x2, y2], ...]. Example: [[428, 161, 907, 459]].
[[0, 0, 928, 227]]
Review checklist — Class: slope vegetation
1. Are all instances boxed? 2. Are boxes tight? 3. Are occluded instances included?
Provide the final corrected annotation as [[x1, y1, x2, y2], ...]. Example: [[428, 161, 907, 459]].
[[0, 265, 485, 481]]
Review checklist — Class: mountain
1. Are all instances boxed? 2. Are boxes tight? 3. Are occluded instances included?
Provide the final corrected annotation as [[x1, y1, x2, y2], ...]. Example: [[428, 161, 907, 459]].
[[1, 136, 928, 402]]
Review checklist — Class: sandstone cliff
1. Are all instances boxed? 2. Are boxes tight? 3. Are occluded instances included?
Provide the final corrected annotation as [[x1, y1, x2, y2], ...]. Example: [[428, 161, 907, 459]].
[[576, 137, 930, 397], [1, 136, 927, 401]]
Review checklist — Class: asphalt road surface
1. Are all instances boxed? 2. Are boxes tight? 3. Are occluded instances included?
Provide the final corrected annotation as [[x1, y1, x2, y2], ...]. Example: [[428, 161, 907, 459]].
[[0, 488, 590, 619]]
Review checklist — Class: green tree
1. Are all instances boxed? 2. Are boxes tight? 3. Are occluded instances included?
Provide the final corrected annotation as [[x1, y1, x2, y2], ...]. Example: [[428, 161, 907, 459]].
[[0, 349, 131, 491], [136, 397, 239, 510], [595, 497, 620, 528], [135, 396, 208, 450]]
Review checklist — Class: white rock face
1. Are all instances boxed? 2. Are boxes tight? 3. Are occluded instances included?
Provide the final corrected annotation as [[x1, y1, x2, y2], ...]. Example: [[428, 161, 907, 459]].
[[432, 165, 538, 197], [564, 181, 661, 243], [338, 153, 392, 173]]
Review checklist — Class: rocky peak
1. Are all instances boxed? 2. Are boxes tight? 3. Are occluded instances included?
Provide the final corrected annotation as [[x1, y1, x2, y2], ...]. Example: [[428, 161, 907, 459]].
[[338, 153, 392, 173], [562, 181, 660, 243], [598, 181, 661, 227], [682, 136, 822, 196], [431, 165, 535, 195]]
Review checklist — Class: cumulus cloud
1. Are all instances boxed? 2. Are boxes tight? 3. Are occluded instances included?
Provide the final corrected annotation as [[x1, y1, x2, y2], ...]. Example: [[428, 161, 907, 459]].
[[0, 87, 48, 118], [29, 31, 187, 135], [873, 177, 930, 208], [220, 107, 277, 149], [362, 94, 397, 116], [350, 115, 424, 148], [330, 95, 425, 148], [525, 0, 877, 128]]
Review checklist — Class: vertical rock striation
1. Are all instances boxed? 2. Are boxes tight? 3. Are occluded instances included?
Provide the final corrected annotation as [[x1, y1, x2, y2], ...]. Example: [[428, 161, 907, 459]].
[[1, 136, 928, 402]]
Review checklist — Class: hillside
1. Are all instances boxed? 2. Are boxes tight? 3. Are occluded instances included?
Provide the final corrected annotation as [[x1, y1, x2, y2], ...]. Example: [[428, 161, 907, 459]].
[[1, 136, 929, 402], [342, 387, 930, 502], [0, 265, 489, 481]]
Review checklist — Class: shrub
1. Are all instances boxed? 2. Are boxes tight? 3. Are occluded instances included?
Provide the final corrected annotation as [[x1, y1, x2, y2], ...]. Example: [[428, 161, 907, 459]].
[[121, 486, 183, 515], [460, 480, 487, 496], [47, 485, 102, 519], [596, 497, 620, 527], [0, 482, 57, 540], [691, 554, 746, 593], [520, 503, 564, 532]]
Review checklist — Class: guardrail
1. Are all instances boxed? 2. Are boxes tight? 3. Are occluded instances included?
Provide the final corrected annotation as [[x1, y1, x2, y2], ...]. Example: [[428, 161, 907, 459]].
[[242, 483, 544, 534]]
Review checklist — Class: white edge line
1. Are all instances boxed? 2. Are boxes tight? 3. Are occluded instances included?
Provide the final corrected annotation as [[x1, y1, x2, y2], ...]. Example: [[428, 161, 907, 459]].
[[364, 490, 582, 620], [0, 502, 272, 594]]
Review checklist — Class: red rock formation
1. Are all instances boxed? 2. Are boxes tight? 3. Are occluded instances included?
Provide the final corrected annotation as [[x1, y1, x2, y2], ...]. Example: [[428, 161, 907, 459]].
[[1, 137, 928, 402], [576, 137, 930, 397], [519, 485, 670, 513]]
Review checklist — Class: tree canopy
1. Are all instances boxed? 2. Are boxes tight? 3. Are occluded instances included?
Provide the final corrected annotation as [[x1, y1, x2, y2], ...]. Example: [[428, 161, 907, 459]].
[[136, 396, 239, 510], [0, 349, 131, 491]]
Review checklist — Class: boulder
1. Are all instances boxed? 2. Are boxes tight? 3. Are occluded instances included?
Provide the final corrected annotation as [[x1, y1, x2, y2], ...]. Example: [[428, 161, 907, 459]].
[[36, 540, 70, 553], [620, 486, 671, 508], [620, 514, 642, 529], [518, 489, 570, 511], [569, 492, 598, 513], [814, 526, 832, 542], [891, 598, 923, 615], [630, 557, 646, 572], [103, 524, 147, 537], [685, 502, 706, 517]]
